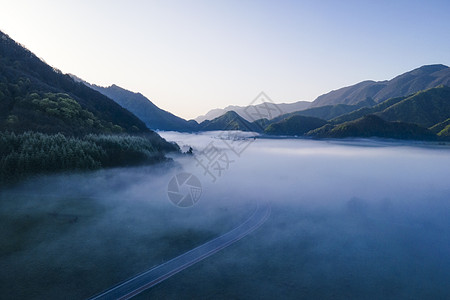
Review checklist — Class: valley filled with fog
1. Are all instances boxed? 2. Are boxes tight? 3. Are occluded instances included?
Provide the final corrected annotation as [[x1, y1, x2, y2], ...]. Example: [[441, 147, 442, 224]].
[[1, 132, 449, 299]]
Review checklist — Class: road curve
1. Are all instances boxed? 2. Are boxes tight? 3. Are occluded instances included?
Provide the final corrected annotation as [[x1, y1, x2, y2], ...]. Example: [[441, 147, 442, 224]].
[[88, 201, 271, 300]]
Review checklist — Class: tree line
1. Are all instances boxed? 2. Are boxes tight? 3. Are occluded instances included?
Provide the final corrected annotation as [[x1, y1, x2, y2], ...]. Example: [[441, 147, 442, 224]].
[[0, 131, 168, 182]]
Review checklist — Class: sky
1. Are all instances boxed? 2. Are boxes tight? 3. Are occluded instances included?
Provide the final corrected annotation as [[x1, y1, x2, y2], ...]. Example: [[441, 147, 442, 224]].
[[1, 0, 449, 119]]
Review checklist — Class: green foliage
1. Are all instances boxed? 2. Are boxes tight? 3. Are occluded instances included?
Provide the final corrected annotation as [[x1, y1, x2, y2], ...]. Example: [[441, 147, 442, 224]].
[[5, 115, 18, 125], [432, 117, 450, 139], [272, 98, 376, 124], [84, 134, 163, 166], [0, 89, 130, 135], [429, 118, 450, 133], [0, 131, 170, 182], [307, 115, 436, 140], [199, 111, 257, 132], [377, 86, 450, 127], [303, 86, 450, 140], [331, 96, 406, 124], [0, 31, 150, 135], [264, 115, 327, 136], [437, 125, 450, 137]]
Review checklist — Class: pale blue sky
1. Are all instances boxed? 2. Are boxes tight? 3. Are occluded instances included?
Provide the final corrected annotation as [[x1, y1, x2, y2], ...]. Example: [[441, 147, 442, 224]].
[[1, 0, 449, 119]]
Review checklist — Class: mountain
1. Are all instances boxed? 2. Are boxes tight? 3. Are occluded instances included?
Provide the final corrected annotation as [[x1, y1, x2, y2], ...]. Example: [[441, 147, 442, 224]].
[[195, 64, 450, 133], [331, 96, 408, 125], [195, 108, 228, 123], [193, 84, 450, 141], [0, 31, 152, 136], [331, 86, 450, 128], [263, 86, 450, 140], [256, 98, 375, 137], [376, 85, 450, 127], [311, 64, 450, 107], [198, 111, 257, 131], [84, 83, 199, 132], [0, 30, 178, 182], [195, 100, 311, 123], [307, 115, 435, 140], [270, 97, 376, 123], [264, 115, 327, 136]]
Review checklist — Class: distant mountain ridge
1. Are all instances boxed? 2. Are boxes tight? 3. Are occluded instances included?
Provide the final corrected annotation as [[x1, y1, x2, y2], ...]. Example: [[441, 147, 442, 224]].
[[167, 84, 450, 140], [83, 83, 199, 132], [195, 64, 450, 125], [198, 111, 256, 131], [270, 97, 376, 123], [311, 64, 450, 107], [195, 100, 311, 123], [305, 86, 450, 140], [192, 64, 450, 140], [328, 85, 450, 127]]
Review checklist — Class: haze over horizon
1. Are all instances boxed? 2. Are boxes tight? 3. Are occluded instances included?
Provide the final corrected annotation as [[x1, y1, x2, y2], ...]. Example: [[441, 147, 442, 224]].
[[1, 0, 449, 119]]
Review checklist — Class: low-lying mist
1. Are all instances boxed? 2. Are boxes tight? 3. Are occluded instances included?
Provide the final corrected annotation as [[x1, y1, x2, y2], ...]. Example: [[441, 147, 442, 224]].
[[1, 131, 449, 299]]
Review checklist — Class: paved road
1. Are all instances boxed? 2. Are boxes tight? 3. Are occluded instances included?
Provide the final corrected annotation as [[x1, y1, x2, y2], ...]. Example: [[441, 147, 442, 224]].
[[88, 201, 271, 300]]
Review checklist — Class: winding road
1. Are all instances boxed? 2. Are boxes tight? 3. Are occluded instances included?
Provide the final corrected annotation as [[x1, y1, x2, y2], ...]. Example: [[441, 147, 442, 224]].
[[88, 201, 271, 300]]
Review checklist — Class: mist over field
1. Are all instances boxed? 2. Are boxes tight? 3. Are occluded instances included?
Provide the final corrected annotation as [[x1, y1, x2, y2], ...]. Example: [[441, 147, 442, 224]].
[[1, 132, 450, 299]]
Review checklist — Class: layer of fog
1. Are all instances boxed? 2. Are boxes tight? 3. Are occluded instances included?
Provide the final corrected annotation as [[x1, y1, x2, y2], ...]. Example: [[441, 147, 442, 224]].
[[1, 131, 449, 299]]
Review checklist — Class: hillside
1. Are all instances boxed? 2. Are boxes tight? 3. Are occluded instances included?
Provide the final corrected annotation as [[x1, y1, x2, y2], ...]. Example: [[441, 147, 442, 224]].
[[0, 31, 151, 136], [0, 131, 175, 182], [331, 86, 450, 128], [307, 115, 435, 140], [430, 118, 450, 135], [263, 86, 450, 140], [377, 85, 450, 127], [331, 96, 408, 124], [311, 64, 450, 107], [199, 111, 257, 132], [85, 83, 199, 132], [0, 31, 178, 182], [264, 115, 327, 136], [436, 124, 450, 138], [270, 97, 376, 123]]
